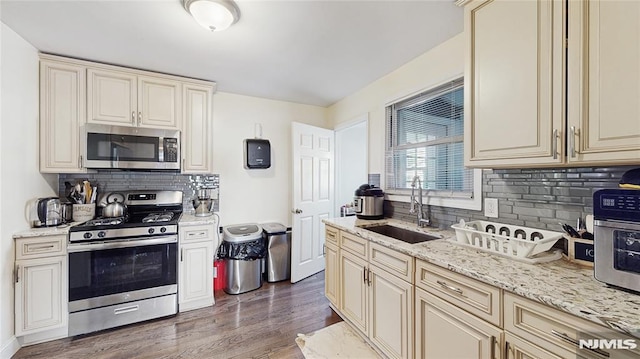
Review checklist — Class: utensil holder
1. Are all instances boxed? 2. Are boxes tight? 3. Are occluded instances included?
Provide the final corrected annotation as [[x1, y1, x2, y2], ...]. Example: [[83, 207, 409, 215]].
[[72, 203, 95, 223]]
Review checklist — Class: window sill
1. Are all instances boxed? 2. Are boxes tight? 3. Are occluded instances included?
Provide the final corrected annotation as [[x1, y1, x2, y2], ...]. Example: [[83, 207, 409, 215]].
[[384, 169, 483, 211]]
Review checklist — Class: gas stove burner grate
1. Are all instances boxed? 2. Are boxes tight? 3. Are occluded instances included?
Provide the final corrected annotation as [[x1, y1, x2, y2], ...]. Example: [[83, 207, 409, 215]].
[[142, 213, 174, 223], [84, 217, 125, 226]]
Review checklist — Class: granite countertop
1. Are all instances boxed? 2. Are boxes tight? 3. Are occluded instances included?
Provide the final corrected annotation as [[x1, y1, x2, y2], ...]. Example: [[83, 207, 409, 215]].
[[179, 212, 219, 226], [12, 223, 77, 239], [13, 213, 220, 239], [323, 216, 640, 339]]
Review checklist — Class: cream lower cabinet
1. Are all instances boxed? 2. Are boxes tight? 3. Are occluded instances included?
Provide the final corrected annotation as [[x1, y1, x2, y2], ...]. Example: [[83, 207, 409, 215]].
[[415, 259, 503, 359], [504, 292, 640, 359], [415, 288, 502, 359], [14, 235, 67, 340], [178, 223, 216, 311], [324, 241, 340, 308], [324, 225, 340, 308], [335, 229, 414, 359], [39, 57, 86, 173]]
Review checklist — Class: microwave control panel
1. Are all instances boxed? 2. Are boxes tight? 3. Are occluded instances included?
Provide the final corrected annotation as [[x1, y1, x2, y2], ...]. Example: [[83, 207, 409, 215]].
[[163, 138, 179, 163], [594, 189, 640, 222]]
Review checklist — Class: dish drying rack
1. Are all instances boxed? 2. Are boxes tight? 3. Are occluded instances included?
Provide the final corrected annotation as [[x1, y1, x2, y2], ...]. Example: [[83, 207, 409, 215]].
[[450, 220, 564, 263]]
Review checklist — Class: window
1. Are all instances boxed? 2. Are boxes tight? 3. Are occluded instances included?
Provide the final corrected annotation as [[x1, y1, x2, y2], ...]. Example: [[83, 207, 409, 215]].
[[385, 78, 480, 209]]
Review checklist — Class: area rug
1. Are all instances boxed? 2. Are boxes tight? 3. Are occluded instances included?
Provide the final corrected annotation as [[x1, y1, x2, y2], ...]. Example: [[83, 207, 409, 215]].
[[295, 322, 381, 358]]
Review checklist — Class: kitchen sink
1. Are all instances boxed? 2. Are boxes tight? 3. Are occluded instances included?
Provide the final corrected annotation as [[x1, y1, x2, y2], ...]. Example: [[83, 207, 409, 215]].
[[362, 225, 442, 244]]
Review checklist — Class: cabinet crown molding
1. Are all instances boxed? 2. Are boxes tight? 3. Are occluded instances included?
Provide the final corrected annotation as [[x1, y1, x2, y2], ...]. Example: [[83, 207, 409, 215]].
[[39, 53, 217, 92]]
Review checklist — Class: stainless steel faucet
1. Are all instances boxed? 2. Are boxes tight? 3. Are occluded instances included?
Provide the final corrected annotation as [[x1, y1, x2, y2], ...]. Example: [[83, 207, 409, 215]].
[[409, 175, 431, 227]]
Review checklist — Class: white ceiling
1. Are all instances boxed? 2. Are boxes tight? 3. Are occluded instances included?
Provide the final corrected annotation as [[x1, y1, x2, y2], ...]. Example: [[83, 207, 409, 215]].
[[1, 0, 463, 107]]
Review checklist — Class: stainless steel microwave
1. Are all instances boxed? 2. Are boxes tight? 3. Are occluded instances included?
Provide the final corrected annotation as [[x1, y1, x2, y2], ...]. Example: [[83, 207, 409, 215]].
[[82, 124, 180, 170]]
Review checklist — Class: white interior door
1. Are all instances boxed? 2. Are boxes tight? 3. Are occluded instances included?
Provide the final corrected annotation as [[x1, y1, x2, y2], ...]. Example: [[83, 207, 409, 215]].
[[291, 122, 334, 283]]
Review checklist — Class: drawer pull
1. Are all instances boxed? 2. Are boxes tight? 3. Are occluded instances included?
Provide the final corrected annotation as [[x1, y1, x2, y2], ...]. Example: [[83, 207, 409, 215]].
[[29, 244, 56, 251], [188, 232, 206, 237], [114, 305, 139, 315], [550, 330, 610, 358], [436, 280, 464, 296]]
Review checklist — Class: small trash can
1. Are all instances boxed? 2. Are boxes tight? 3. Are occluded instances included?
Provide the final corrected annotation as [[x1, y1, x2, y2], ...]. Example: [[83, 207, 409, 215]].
[[262, 223, 291, 282], [219, 223, 265, 294]]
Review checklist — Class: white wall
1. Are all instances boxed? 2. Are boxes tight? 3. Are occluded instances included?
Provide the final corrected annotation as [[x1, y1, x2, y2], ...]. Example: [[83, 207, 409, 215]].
[[212, 92, 327, 227], [328, 33, 464, 178], [335, 118, 368, 210], [0, 23, 58, 358]]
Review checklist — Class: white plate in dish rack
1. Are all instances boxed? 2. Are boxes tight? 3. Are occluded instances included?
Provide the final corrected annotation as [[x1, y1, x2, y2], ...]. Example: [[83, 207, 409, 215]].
[[450, 220, 564, 263]]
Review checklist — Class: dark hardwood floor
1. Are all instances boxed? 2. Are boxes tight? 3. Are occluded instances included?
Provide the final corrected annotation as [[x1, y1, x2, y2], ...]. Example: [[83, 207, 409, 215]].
[[13, 271, 341, 359]]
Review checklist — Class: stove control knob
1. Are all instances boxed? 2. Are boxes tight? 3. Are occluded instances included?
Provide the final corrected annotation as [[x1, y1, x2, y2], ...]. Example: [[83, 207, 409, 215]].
[[83, 232, 92, 239], [98, 231, 106, 238], [148, 228, 155, 234], [160, 227, 167, 233]]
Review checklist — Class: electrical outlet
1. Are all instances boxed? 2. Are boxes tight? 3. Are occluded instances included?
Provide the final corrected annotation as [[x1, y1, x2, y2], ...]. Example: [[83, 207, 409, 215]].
[[484, 198, 499, 218], [210, 188, 219, 199]]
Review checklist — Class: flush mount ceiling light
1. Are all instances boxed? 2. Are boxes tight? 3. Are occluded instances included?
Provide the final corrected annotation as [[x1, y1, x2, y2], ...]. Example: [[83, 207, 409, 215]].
[[183, 0, 240, 32]]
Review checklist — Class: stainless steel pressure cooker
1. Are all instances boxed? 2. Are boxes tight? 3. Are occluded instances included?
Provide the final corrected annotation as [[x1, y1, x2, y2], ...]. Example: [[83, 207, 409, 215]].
[[353, 184, 384, 220]]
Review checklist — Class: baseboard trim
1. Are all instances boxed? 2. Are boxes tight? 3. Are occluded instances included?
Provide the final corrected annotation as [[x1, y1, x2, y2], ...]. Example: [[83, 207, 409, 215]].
[[0, 336, 20, 359]]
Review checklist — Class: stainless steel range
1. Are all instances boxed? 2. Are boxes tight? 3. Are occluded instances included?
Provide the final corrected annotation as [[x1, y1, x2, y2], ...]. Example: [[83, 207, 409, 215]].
[[67, 190, 182, 336]]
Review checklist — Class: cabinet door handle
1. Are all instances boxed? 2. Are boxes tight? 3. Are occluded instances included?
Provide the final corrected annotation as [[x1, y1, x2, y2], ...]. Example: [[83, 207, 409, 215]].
[[490, 336, 496, 359], [570, 126, 577, 158], [367, 268, 372, 286], [504, 340, 510, 359], [552, 129, 559, 160], [363, 266, 367, 284], [138, 111, 142, 125], [132, 111, 136, 124], [180, 248, 183, 262], [15, 265, 19, 283], [550, 330, 610, 358], [436, 280, 464, 296]]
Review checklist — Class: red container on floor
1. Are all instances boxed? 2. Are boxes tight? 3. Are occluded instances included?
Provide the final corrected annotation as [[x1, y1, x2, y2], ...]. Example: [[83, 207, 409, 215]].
[[214, 260, 226, 290]]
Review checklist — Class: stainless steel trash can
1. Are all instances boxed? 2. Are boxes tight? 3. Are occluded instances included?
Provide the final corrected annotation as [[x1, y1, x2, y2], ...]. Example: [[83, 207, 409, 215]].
[[221, 223, 264, 294], [262, 223, 291, 282]]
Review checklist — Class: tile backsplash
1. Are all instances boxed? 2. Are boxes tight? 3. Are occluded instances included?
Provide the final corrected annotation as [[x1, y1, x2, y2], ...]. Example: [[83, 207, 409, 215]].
[[58, 172, 220, 213], [385, 166, 638, 232]]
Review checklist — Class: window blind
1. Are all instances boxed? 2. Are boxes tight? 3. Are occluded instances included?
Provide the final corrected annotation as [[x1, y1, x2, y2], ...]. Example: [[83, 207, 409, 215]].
[[385, 78, 473, 198]]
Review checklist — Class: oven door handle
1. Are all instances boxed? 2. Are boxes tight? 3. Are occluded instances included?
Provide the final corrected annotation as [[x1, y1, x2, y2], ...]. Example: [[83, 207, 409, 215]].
[[68, 236, 177, 252]]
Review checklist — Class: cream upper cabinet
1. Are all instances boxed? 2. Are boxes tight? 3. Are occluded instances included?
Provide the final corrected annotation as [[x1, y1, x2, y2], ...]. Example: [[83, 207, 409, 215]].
[[463, 0, 565, 168], [39, 58, 86, 173], [88, 68, 181, 129], [464, 0, 640, 168], [182, 83, 214, 174], [567, 0, 640, 165]]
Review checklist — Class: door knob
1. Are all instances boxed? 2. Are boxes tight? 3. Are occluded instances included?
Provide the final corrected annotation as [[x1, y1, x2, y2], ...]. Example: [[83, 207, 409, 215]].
[[291, 208, 303, 214]]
